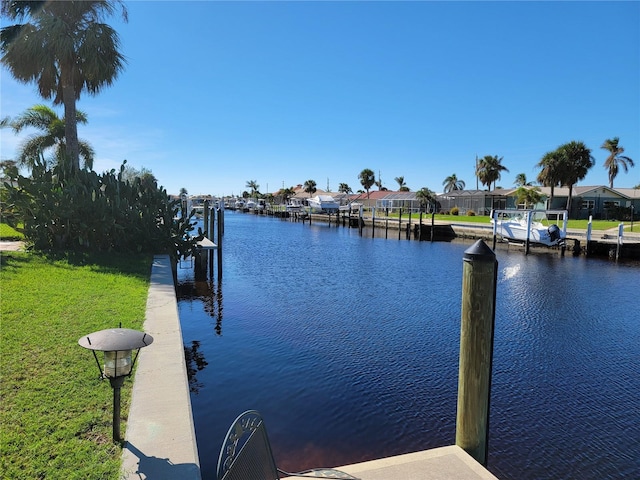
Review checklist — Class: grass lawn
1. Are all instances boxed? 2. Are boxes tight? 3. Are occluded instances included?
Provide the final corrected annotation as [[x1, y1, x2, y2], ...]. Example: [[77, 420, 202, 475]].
[[376, 213, 632, 231], [0, 251, 152, 480], [0, 223, 24, 240]]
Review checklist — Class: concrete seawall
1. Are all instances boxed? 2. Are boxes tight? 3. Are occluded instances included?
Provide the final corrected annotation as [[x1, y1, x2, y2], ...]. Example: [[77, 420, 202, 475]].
[[121, 255, 201, 479]]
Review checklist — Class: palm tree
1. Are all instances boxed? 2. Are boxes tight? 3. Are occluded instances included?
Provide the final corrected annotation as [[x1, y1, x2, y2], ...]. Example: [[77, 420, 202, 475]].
[[601, 137, 634, 188], [476, 155, 508, 190], [6, 104, 94, 170], [442, 173, 465, 193], [415, 187, 436, 213], [338, 183, 352, 195], [394, 176, 410, 191], [303, 179, 317, 197], [514, 173, 533, 187], [1, 1, 127, 172], [358, 168, 375, 199], [279, 187, 295, 204], [245, 180, 259, 198], [514, 186, 543, 209], [557, 141, 595, 213], [536, 150, 563, 208]]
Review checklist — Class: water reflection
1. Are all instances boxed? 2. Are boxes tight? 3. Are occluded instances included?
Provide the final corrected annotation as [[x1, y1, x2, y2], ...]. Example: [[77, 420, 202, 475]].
[[184, 340, 208, 394], [175, 277, 224, 335]]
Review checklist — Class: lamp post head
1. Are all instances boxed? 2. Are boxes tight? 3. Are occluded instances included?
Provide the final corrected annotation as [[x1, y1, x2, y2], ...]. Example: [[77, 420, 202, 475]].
[[78, 328, 153, 380]]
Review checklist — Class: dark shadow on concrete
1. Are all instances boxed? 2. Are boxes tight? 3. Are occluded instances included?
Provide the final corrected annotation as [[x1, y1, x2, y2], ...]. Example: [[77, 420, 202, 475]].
[[123, 442, 201, 480]]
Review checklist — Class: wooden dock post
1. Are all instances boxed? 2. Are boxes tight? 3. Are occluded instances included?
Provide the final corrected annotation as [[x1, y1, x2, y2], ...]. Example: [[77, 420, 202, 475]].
[[456, 239, 497, 467], [372, 207, 376, 238], [491, 210, 497, 250], [217, 206, 223, 280], [616, 222, 623, 261], [385, 208, 389, 239], [586, 216, 593, 256], [398, 211, 402, 240], [203, 200, 210, 235]]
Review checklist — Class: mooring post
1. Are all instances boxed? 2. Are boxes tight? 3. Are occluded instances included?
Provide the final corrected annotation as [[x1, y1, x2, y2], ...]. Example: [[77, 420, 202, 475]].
[[217, 208, 223, 280], [359, 205, 363, 236], [586, 215, 593, 256], [492, 210, 497, 250], [418, 212, 423, 241], [616, 222, 623, 261], [203, 200, 210, 235], [385, 208, 389, 239], [398, 211, 402, 240], [207, 207, 215, 277], [456, 239, 497, 466], [372, 207, 376, 238], [431, 211, 435, 242]]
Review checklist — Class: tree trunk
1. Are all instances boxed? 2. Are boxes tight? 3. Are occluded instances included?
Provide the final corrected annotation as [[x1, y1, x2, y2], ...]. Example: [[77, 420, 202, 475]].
[[566, 185, 573, 215], [62, 83, 80, 172]]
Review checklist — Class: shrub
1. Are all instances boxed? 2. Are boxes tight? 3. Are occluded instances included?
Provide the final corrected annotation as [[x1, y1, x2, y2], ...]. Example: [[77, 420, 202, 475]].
[[467, 210, 476, 216], [3, 161, 200, 259], [450, 206, 460, 216]]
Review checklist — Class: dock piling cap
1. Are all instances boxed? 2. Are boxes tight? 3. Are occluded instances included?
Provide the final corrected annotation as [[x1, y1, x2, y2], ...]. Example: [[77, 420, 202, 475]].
[[463, 240, 496, 263]]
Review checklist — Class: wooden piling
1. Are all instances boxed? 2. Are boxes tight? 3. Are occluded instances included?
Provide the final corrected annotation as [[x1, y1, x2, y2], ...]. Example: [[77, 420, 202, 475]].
[[455, 239, 497, 466], [217, 208, 223, 280]]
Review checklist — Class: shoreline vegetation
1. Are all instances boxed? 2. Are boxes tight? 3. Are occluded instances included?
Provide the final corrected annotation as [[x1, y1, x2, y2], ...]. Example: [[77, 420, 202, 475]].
[[0, 251, 152, 479]]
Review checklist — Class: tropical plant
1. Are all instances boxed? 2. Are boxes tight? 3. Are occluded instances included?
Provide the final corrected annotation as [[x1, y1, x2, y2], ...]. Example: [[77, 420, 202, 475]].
[[557, 141, 595, 212], [415, 187, 436, 213], [514, 186, 543, 209], [303, 179, 316, 197], [476, 155, 508, 190], [279, 186, 295, 204], [536, 150, 564, 207], [338, 183, 352, 194], [245, 180, 259, 198], [442, 173, 465, 193], [514, 173, 533, 187], [5, 104, 94, 171], [394, 176, 410, 191], [601, 137, 634, 188], [358, 168, 375, 199], [1, 1, 127, 172], [179, 187, 188, 198], [3, 160, 199, 258]]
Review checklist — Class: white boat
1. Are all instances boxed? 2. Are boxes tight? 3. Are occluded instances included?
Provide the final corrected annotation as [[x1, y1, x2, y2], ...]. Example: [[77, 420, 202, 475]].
[[286, 198, 304, 213], [491, 209, 568, 247], [339, 202, 362, 212], [307, 195, 339, 213]]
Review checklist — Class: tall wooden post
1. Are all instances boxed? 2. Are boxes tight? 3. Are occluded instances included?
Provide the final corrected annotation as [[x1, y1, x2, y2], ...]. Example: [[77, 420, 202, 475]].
[[205, 208, 220, 278], [203, 200, 210, 235], [217, 208, 223, 280], [456, 240, 497, 466]]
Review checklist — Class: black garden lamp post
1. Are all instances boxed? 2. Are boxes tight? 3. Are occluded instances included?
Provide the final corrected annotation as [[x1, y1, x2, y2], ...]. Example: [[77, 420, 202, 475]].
[[78, 328, 153, 442]]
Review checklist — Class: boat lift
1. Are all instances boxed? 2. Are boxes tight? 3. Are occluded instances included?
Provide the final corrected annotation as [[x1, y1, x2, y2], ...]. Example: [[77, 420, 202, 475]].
[[491, 209, 569, 254]]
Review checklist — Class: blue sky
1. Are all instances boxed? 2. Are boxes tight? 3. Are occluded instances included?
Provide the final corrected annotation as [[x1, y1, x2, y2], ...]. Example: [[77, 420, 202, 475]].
[[1, 1, 639, 197]]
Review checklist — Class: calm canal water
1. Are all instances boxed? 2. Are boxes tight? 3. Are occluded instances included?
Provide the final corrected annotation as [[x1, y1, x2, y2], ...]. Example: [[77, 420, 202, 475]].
[[177, 212, 639, 480]]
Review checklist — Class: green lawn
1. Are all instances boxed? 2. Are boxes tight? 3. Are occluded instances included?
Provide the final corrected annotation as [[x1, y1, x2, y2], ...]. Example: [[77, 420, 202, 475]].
[[0, 222, 24, 240], [376, 213, 634, 231], [0, 252, 152, 480]]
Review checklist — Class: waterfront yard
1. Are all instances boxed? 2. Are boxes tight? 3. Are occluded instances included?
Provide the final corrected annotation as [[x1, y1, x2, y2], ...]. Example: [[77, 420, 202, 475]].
[[0, 252, 152, 479]]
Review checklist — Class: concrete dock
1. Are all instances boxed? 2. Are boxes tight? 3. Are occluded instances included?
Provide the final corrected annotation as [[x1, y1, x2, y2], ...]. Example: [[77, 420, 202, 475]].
[[121, 255, 499, 479], [121, 255, 201, 479]]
